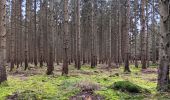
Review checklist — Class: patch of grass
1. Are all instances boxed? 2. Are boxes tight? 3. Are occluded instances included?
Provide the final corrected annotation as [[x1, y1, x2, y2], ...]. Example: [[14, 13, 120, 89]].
[[13, 90, 39, 100], [76, 80, 100, 91], [96, 88, 146, 100], [55, 78, 81, 100], [80, 65, 97, 71], [0, 75, 82, 100], [0, 64, 169, 100], [150, 63, 158, 68], [111, 81, 150, 93], [154, 92, 170, 100], [123, 73, 157, 93], [96, 89, 120, 100]]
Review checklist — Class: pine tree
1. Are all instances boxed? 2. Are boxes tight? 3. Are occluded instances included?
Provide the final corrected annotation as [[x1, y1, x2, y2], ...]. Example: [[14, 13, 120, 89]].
[[0, 0, 7, 83], [141, 0, 147, 69], [62, 0, 69, 75], [76, 0, 81, 70], [157, 0, 170, 92]]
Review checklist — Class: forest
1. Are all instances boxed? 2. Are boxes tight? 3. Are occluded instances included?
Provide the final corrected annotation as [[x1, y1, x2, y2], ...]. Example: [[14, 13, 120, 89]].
[[0, 0, 170, 100]]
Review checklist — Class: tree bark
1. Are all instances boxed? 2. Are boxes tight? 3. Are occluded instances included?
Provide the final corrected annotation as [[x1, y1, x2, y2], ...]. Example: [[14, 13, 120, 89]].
[[124, 0, 130, 72], [141, 0, 147, 69], [34, 0, 38, 66], [91, 0, 96, 68], [39, 0, 44, 67], [157, 0, 170, 92], [25, 0, 31, 70], [152, 0, 157, 64], [62, 0, 69, 75], [108, 4, 112, 68], [10, 0, 16, 71], [146, 0, 150, 67], [47, 0, 54, 75], [118, 0, 123, 66], [0, 0, 7, 83], [134, 0, 138, 68], [77, 0, 81, 70]]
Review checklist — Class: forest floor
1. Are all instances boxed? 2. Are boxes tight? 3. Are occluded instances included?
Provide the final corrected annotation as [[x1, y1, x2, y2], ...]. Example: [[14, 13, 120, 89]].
[[0, 64, 170, 100]]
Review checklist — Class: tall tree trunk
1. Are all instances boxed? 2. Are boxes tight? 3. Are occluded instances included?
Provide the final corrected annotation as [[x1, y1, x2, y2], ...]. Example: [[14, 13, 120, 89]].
[[25, 0, 31, 70], [146, 0, 149, 67], [43, 1, 48, 64], [108, 5, 112, 68], [10, 0, 16, 71], [157, 0, 170, 92], [47, 0, 54, 75], [62, 0, 69, 75], [19, 0, 23, 67], [6, 0, 11, 64], [34, 0, 38, 66], [74, 0, 77, 68], [39, 0, 44, 67], [0, 0, 7, 83], [16, 0, 20, 68], [124, 0, 130, 72], [91, 0, 96, 68], [134, 0, 138, 68], [141, 0, 147, 69], [118, 0, 122, 66], [99, 1, 103, 64], [77, 0, 81, 70], [152, 0, 157, 64]]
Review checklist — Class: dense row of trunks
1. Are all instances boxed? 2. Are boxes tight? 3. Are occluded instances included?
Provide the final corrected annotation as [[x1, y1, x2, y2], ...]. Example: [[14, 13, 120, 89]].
[[0, 0, 169, 91]]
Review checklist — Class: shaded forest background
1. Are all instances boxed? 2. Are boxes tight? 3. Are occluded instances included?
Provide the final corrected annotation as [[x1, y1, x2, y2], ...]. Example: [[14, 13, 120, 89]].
[[5, 0, 160, 73]]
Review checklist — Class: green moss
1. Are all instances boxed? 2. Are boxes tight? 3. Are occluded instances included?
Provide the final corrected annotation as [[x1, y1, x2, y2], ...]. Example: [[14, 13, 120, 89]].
[[15, 90, 39, 100], [96, 88, 146, 100], [0, 75, 82, 100], [111, 81, 150, 93], [150, 63, 158, 68], [80, 65, 97, 71], [0, 65, 169, 100], [96, 89, 119, 100], [154, 92, 170, 100]]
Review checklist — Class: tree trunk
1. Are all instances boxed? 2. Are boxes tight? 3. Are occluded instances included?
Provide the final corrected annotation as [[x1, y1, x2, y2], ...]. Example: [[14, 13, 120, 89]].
[[124, 0, 130, 72], [10, 0, 16, 71], [108, 5, 112, 68], [157, 0, 170, 92], [74, 0, 77, 68], [146, 0, 149, 67], [99, 1, 103, 64], [141, 0, 147, 69], [39, 0, 44, 67], [46, 0, 54, 75], [0, 0, 7, 83], [34, 0, 38, 66], [77, 0, 81, 70], [62, 0, 69, 75], [25, 0, 31, 70], [134, 0, 138, 68], [117, 0, 123, 67], [91, 0, 96, 68], [152, 0, 157, 64]]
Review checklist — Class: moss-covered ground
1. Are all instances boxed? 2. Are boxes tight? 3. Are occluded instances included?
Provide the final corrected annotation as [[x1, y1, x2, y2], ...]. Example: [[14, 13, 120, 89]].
[[0, 64, 170, 100]]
